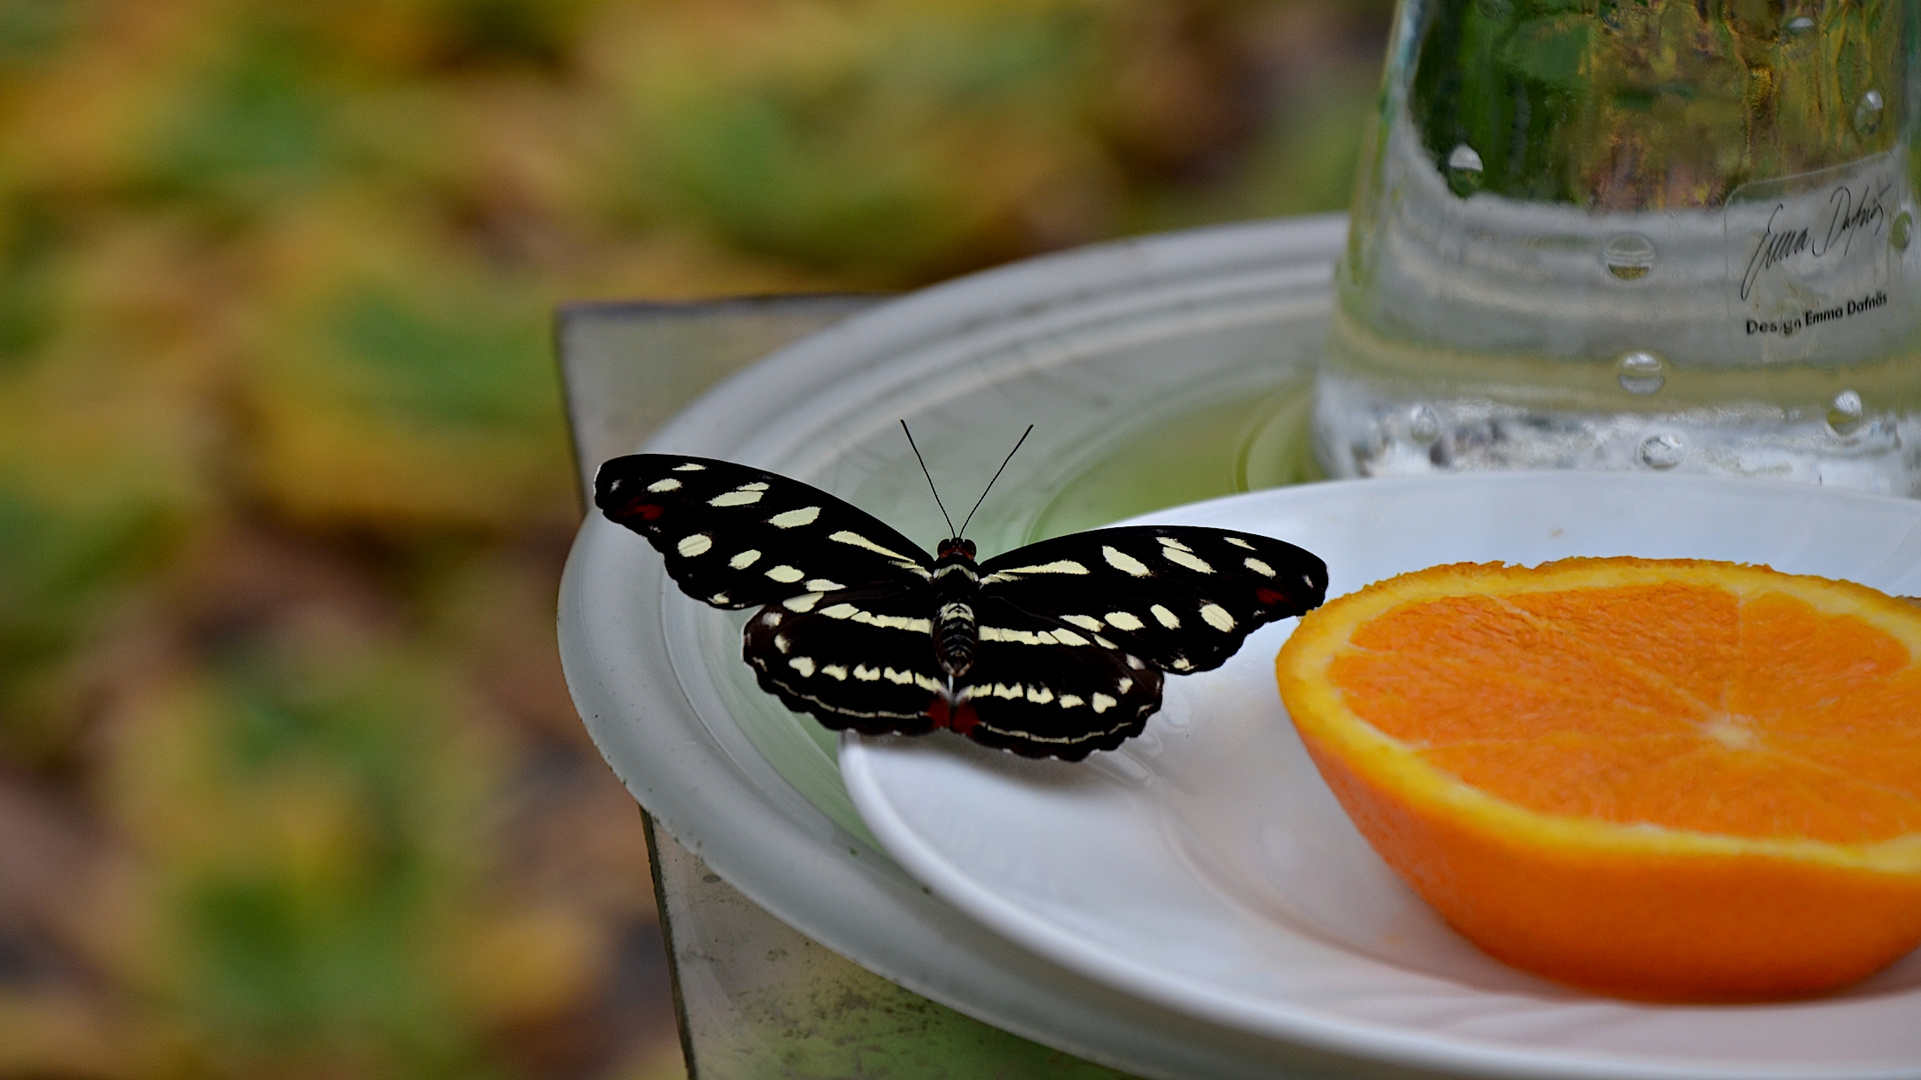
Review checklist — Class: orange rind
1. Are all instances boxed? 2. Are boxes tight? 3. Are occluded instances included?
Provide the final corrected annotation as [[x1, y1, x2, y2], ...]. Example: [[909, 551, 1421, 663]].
[[1276, 558, 1921, 1001]]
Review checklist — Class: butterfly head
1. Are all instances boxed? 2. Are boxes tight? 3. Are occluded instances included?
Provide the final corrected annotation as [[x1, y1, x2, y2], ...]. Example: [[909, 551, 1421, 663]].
[[935, 538, 977, 562]]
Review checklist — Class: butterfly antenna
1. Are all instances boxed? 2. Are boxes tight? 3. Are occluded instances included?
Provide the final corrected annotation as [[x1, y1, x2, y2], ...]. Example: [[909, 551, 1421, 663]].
[[958, 424, 1033, 538], [901, 420, 958, 536]]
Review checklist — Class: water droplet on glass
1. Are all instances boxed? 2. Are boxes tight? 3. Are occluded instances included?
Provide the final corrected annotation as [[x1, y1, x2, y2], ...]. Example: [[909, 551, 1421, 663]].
[[1446, 144, 1484, 197], [1638, 433, 1684, 469], [1408, 405, 1440, 443], [1828, 390, 1865, 435], [1783, 14, 1816, 38], [1603, 233, 1656, 281], [1893, 212, 1913, 252], [1854, 90, 1885, 137], [1616, 351, 1666, 394]]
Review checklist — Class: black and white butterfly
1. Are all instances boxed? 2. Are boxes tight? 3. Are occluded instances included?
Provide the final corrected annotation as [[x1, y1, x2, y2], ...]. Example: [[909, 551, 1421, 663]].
[[595, 452, 1327, 761]]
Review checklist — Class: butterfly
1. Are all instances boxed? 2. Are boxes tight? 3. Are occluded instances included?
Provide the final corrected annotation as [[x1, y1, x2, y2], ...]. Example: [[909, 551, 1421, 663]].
[[594, 446, 1327, 761]]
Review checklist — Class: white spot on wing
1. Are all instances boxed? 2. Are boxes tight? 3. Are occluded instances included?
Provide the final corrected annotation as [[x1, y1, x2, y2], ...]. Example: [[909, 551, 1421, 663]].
[[823, 605, 930, 633], [1151, 604, 1181, 629], [993, 683, 1024, 700], [1244, 557, 1275, 577], [821, 664, 848, 681], [1059, 694, 1085, 708], [1225, 536, 1254, 549], [1201, 603, 1236, 631], [1051, 628, 1090, 647], [1026, 686, 1054, 704], [769, 506, 821, 528], [853, 665, 881, 681], [1060, 614, 1104, 631], [1157, 536, 1193, 553], [647, 478, 681, 492], [829, 531, 913, 561], [789, 656, 816, 676], [710, 490, 763, 507], [1102, 546, 1151, 577], [1105, 611, 1145, 631], [804, 578, 843, 592], [993, 559, 1088, 577], [672, 463, 706, 472], [765, 565, 805, 583], [883, 667, 916, 685], [677, 533, 712, 557], [783, 592, 823, 612], [731, 549, 761, 569], [1163, 548, 1214, 573], [1091, 693, 1117, 714]]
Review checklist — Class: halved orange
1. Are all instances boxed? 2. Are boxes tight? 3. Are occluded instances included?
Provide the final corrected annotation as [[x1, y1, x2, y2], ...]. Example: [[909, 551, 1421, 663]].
[[1276, 557, 1921, 1001]]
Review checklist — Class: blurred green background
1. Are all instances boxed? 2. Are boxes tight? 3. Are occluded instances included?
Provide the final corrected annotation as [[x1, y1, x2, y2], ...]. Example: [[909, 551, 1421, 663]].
[[0, 1, 1386, 1077]]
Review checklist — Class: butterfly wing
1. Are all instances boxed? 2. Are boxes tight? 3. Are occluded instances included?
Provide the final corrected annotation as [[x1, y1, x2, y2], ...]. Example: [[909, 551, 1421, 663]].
[[955, 596, 1164, 761], [598, 454, 1330, 762], [978, 525, 1327, 675], [595, 454, 934, 609], [740, 587, 944, 736]]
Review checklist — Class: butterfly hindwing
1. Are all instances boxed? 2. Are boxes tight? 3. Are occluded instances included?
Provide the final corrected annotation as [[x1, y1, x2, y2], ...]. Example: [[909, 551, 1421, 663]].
[[957, 596, 1164, 761], [741, 587, 944, 737], [979, 525, 1327, 676], [596, 454, 934, 609]]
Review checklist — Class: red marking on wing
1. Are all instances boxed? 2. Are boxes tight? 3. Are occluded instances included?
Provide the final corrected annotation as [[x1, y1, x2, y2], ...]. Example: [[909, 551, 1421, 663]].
[[927, 697, 979, 735], [621, 498, 665, 521], [1255, 586, 1291, 607]]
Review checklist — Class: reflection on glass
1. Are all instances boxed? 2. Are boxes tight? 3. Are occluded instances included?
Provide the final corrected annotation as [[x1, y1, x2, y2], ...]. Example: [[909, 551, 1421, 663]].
[[1317, 0, 1921, 494]]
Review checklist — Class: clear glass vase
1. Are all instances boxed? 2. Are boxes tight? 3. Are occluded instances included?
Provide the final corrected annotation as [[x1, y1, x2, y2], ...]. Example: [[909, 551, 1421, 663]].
[[1315, 0, 1921, 494]]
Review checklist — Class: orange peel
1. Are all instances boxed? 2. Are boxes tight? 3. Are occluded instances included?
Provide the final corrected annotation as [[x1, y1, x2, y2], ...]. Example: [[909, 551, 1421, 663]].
[[1276, 558, 1921, 1001]]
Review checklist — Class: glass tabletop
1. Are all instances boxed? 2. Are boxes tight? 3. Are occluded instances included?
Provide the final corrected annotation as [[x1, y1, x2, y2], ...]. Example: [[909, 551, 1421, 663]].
[[556, 294, 1151, 1080]]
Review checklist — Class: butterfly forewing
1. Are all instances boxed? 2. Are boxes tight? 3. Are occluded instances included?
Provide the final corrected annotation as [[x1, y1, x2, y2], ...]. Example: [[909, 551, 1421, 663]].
[[596, 455, 934, 609], [741, 587, 944, 736], [978, 525, 1327, 675], [957, 597, 1164, 761]]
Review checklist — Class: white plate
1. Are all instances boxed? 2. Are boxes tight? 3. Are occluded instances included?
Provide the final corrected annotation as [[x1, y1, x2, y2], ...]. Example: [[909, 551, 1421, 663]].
[[562, 216, 1391, 1080], [841, 472, 1921, 1080]]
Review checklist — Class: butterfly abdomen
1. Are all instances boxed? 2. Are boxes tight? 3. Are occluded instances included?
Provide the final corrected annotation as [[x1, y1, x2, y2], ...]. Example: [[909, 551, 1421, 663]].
[[935, 600, 976, 677], [931, 542, 981, 679]]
